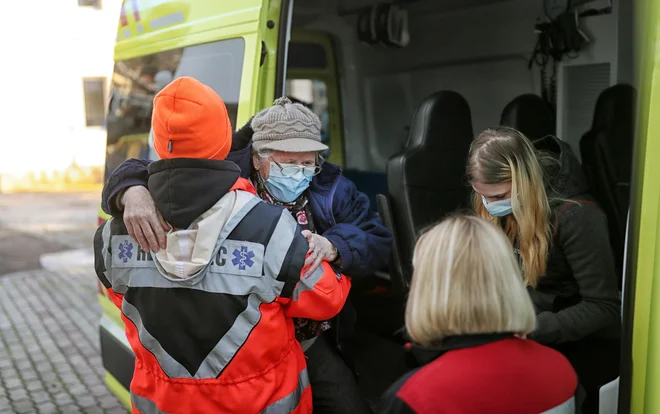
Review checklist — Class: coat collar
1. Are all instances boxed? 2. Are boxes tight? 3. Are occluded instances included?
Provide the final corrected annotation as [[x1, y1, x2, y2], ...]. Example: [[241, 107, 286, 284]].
[[406, 332, 516, 365]]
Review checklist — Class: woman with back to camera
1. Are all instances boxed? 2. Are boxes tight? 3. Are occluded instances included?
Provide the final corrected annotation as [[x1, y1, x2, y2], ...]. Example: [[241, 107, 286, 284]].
[[378, 215, 581, 414], [467, 127, 621, 414]]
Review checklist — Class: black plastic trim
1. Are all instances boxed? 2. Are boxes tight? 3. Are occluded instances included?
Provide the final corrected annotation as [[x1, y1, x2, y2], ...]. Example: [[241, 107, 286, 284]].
[[260, 41, 267, 67], [100, 325, 135, 391], [618, 139, 640, 413], [326, 34, 349, 172], [274, 0, 292, 99]]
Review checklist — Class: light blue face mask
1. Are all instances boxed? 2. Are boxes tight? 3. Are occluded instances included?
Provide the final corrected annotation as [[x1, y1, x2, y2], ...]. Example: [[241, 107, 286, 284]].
[[264, 162, 314, 203], [481, 195, 513, 217]]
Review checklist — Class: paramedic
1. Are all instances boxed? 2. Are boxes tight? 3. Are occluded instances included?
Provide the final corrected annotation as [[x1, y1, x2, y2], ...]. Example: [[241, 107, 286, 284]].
[[100, 97, 390, 414], [93, 77, 351, 413]]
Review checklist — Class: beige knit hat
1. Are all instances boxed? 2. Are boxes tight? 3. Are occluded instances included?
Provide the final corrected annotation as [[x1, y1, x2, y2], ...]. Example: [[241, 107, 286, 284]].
[[251, 97, 329, 153]]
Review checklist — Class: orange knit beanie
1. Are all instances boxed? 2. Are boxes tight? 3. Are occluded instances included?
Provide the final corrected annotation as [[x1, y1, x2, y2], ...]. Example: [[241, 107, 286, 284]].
[[152, 77, 232, 160]]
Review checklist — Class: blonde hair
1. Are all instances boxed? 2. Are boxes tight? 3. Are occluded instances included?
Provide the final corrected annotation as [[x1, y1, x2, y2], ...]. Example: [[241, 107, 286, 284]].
[[405, 215, 537, 346], [466, 127, 551, 287]]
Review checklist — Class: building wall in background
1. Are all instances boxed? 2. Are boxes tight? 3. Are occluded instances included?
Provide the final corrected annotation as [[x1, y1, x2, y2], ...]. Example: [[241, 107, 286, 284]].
[[0, 0, 121, 192]]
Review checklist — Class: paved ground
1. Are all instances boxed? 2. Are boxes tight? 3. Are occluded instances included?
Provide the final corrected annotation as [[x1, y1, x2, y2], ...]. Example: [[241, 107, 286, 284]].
[[0, 191, 128, 413], [0, 192, 99, 275]]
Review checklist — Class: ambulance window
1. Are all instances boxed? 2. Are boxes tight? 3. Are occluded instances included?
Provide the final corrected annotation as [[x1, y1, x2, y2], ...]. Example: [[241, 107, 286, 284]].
[[104, 38, 245, 180], [285, 79, 331, 158], [288, 43, 327, 69], [83, 77, 107, 127]]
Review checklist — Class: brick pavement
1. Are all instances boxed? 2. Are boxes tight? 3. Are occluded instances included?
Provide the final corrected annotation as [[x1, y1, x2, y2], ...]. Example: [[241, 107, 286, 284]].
[[0, 266, 127, 414]]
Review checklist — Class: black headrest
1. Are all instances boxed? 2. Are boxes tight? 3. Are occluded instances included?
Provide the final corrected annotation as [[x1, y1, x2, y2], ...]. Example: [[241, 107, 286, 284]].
[[406, 91, 472, 152], [500, 94, 555, 140], [586, 83, 636, 181], [591, 84, 636, 132]]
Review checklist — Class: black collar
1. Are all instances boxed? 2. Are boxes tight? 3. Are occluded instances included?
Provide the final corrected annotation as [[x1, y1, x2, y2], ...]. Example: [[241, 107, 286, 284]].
[[408, 333, 516, 366], [147, 158, 241, 229]]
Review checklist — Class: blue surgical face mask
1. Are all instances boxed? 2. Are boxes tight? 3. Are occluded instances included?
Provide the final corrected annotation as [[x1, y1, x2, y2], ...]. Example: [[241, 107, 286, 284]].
[[263, 162, 314, 202], [481, 195, 513, 217]]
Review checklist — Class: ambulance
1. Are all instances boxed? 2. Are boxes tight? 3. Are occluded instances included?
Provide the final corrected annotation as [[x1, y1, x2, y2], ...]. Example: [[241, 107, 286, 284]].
[[98, 0, 660, 412]]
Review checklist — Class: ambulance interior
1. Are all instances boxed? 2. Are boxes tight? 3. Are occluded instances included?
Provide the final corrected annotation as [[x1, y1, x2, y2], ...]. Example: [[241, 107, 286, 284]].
[[282, 0, 635, 402]]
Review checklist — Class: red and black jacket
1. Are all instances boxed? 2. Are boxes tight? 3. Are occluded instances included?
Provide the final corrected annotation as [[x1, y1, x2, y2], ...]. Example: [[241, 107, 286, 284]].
[[378, 333, 582, 414]]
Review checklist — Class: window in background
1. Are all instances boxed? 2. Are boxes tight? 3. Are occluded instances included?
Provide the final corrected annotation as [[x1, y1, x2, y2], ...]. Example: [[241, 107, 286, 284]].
[[83, 77, 107, 127], [78, 0, 102, 9]]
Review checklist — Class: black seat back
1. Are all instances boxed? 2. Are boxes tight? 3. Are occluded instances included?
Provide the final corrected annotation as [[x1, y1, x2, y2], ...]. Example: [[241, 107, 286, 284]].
[[386, 91, 473, 280], [500, 94, 556, 140], [579, 84, 636, 283], [376, 194, 407, 294]]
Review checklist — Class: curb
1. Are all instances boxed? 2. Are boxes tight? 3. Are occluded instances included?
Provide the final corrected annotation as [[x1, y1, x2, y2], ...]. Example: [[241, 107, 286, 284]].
[[39, 249, 94, 271]]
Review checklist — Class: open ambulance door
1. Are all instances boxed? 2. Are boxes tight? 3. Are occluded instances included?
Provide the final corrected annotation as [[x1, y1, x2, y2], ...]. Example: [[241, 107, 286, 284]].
[[269, 5, 416, 406]]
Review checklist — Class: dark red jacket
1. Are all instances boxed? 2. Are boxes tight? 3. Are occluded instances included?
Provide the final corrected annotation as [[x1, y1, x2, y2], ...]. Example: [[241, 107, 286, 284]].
[[378, 334, 581, 414]]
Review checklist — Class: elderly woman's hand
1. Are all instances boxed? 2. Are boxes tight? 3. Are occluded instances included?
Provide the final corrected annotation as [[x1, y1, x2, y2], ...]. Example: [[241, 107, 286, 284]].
[[121, 186, 171, 252], [302, 230, 338, 277]]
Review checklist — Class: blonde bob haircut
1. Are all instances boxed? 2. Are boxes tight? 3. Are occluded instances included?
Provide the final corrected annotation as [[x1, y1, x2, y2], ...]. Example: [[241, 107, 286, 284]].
[[466, 127, 552, 287], [405, 215, 537, 346]]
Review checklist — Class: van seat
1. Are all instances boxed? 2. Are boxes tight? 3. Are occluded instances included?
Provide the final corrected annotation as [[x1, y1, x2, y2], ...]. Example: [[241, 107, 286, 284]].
[[579, 84, 636, 284], [500, 94, 556, 140], [386, 91, 474, 280]]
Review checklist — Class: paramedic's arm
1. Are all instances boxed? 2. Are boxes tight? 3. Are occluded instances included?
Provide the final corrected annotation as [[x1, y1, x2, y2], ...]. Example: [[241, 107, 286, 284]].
[[282, 260, 351, 320], [271, 214, 351, 320], [93, 221, 124, 309]]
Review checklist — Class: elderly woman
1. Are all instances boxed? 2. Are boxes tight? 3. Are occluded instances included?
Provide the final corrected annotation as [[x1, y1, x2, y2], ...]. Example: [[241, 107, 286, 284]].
[[101, 97, 392, 414]]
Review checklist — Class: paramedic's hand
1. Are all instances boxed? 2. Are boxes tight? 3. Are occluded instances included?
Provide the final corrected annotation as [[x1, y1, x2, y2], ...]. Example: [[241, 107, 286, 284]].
[[302, 230, 338, 277], [122, 186, 170, 252]]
